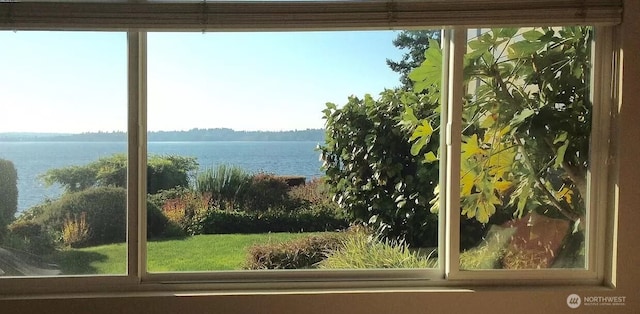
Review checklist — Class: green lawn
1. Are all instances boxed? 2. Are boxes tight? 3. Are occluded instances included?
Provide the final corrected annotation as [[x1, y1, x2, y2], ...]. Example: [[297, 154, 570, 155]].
[[51, 232, 325, 275]]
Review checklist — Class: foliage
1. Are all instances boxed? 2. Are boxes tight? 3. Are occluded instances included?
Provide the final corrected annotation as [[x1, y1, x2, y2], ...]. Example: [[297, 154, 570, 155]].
[[147, 201, 175, 239], [287, 177, 334, 207], [150, 188, 207, 236], [242, 173, 291, 213], [5, 220, 56, 254], [319, 90, 440, 247], [0, 158, 18, 239], [41, 153, 198, 194], [196, 165, 320, 213], [196, 164, 252, 211], [319, 228, 436, 269], [147, 155, 198, 194], [25, 187, 127, 246], [407, 27, 592, 225], [61, 212, 91, 248], [386, 30, 442, 89], [459, 225, 516, 269], [20, 187, 169, 246], [197, 207, 348, 235], [245, 233, 345, 270]]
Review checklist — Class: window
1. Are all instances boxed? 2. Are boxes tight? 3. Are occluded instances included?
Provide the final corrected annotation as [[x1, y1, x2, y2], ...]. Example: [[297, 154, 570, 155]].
[[144, 30, 443, 273], [0, 31, 128, 276], [0, 0, 623, 296], [458, 27, 594, 271]]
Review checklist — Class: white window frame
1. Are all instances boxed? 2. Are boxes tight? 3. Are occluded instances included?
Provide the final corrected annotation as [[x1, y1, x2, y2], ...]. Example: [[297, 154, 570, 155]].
[[0, 0, 622, 295]]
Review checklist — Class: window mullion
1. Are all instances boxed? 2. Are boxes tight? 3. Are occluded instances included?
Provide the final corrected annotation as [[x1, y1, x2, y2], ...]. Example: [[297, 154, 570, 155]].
[[444, 27, 466, 280], [127, 30, 148, 281], [590, 26, 615, 283]]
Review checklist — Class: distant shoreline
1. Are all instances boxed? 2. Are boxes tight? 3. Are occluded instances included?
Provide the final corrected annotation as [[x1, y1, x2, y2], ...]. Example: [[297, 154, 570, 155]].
[[0, 128, 325, 143]]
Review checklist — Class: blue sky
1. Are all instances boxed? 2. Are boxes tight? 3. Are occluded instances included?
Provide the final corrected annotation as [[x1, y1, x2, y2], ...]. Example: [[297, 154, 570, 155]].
[[1, 30, 404, 133]]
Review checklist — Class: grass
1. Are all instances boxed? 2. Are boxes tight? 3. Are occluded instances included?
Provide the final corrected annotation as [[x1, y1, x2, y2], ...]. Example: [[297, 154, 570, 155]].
[[319, 230, 437, 269], [50, 232, 327, 275]]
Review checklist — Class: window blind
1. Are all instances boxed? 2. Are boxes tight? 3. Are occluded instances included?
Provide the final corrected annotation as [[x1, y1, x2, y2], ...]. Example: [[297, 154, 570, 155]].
[[0, 0, 622, 31]]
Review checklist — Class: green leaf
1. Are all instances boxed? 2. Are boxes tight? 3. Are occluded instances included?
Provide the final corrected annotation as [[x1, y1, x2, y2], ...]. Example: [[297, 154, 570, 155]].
[[423, 151, 438, 163], [468, 39, 491, 51], [510, 108, 535, 126], [410, 137, 427, 156], [401, 107, 418, 124], [554, 141, 569, 169], [498, 28, 518, 39], [554, 131, 568, 144], [409, 39, 442, 93], [521, 29, 545, 41], [507, 41, 545, 58]]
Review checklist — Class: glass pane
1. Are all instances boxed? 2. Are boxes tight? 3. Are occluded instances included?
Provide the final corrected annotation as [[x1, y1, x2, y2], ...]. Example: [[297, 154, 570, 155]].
[[459, 27, 592, 270], [147, 30, 441, 272], [0, 32, 127, 276]]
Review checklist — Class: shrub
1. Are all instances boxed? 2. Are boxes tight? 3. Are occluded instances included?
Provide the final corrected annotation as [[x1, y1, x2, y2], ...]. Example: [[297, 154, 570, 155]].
[[245, 233, 345, 269], [40, 154, 197, 194], [197, 207, 348, 235], [318, 91, 440, 247], [319, 228, 436, 269], [242, 173, 291, 212], [6, 220, 56, 254], [150, 188, 209, 236], [0, 158, 18, 239], [147, 155, 198, 194], [278, 176, 306, 187], [27, 187, 127, 246], [287, 177, 333, 207], [147, 201, 175, 239], [23, 187, 170, 246]]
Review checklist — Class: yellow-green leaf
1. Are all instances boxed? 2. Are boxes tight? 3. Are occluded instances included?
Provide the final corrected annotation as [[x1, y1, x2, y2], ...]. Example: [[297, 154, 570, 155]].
[[479, 113, 496, 129], [410, 137, 427, 156], [462, 134, 483, 160], [460, 173, 475, 196], [423, 151, 438, 163], [410, 120, 434, 141]]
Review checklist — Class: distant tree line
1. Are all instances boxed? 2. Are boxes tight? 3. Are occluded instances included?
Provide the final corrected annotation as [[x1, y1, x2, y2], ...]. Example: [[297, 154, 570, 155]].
[[0, 128, 324, 142]]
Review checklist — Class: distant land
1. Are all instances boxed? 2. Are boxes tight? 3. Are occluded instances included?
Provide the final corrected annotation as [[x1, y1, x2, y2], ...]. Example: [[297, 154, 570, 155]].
[[0, 128, 325, 142]]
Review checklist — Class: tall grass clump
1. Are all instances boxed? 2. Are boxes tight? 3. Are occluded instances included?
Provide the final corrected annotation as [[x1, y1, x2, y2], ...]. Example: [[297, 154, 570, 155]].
[[196, 164, 252, 210], [319, 228, 436, 269]]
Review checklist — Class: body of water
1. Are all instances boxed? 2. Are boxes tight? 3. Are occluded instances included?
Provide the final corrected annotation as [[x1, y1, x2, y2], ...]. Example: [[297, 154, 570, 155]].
[[0, 141, 323, 214]]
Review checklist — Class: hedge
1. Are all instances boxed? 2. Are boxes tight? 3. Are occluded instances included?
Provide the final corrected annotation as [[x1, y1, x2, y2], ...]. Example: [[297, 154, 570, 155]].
[[245, 233, 345, 269], [197, 208, 348, 235], [23, 187, 169, 247], [0, 159, 18, 239]]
